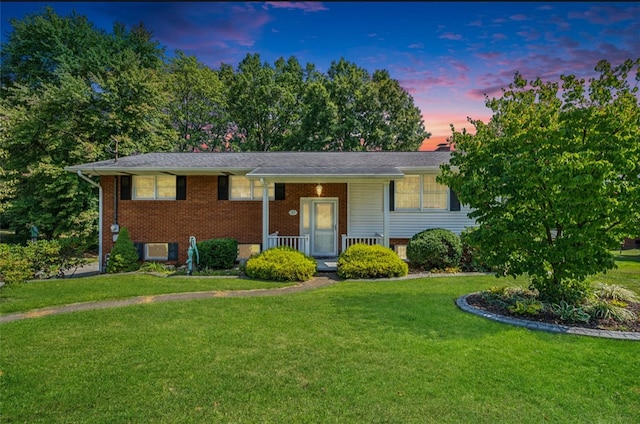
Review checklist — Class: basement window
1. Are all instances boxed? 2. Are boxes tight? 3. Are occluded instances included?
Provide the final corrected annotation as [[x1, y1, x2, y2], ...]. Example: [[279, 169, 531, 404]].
[[145, 243, 169, 261]]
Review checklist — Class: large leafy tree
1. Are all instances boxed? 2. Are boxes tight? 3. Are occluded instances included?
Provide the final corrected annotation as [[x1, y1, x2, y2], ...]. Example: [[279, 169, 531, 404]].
[[325, 58, 427, 151], [166, 51, 229, 152], [226, 53, 304, 151], [1, 8, 175, 242], [439, 59, 640, 303]]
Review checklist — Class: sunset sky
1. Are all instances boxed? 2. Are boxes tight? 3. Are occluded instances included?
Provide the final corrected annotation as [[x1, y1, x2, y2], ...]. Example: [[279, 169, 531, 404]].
[[2, 2, 638, 150]]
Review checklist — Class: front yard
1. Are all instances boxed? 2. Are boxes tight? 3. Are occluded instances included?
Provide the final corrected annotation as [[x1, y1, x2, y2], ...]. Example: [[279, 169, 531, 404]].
[[0, 253, 638, 423]]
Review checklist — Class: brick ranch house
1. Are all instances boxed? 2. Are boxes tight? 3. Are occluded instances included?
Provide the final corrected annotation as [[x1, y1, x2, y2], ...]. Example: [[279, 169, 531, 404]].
[[66, 151, 476, 272]]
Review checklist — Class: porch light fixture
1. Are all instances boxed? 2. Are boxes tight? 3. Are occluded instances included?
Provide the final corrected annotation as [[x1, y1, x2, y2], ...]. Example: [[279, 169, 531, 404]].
[[315, 184, 323, 196]]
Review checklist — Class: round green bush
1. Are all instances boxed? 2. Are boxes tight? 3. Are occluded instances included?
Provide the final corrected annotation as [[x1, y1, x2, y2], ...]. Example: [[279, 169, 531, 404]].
[[337, 243, 408, 279], [406, 228, 462, 271], [197, 238, 238, 270], [106, 227, 140, 273], [245, 246, 316, 282]]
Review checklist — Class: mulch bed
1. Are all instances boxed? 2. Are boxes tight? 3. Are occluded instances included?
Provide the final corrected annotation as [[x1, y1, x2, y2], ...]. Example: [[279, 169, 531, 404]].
[[465, 293, 640, 333]]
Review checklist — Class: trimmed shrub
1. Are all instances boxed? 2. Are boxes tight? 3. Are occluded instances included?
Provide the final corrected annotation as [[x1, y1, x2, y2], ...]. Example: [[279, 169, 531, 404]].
[[106, 227, 140, 273], [0, 244, 32, 284], [0, 239, 86, 283], [337, 243, 408, 279], [197, 238, 238, 270], [245, 246, 316, 282], [406, 228, 462, 271]]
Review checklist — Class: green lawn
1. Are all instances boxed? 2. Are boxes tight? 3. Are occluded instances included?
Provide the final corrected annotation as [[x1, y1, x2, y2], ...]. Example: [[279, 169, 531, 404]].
[[0, 274, 295, 314], [0, 253, 638, 423]]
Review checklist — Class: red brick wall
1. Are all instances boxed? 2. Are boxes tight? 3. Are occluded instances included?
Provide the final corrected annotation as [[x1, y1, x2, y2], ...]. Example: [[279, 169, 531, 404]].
[[100, 176, 347, 264]]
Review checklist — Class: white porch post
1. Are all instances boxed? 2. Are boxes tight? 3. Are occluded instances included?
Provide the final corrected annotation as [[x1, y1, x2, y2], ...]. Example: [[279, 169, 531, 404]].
[[382, 181, 390, 248], [261, 178, 269, 252]]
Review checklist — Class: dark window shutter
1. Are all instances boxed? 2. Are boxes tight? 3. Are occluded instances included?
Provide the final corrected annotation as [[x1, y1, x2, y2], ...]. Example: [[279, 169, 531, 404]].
[[121, 176, 132, 200], [176, 176, 187, 200], [449, 189, 461, 211], [275, 183, 285, 200], [133, 242, 145, 261], [218, 175, 229, 200], [168, 243, 179, 261], [389, 181, 395, 211]]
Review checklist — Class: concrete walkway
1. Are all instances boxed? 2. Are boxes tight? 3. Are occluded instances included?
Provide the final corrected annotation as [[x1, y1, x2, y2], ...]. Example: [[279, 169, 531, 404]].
[[2, 271, 639, 341], [0, 273, 340, 324]]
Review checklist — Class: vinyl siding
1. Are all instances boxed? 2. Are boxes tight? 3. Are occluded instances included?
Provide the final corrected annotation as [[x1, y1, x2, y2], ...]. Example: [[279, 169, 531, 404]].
[[348, 182, 476, 238], [348, 183, 384, 236]]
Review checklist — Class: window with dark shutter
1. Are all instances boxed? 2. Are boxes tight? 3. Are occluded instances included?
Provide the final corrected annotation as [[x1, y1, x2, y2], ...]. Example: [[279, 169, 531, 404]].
[[275, 183, 285, 200], [133, 242, 144, 261], [168, 243, 179, 260], [449, 189, 461, 211], [121, 176, 132, 200], [218, 175, 229, 200], [389, 181, 395, 211], [176, 176, 187, 200]]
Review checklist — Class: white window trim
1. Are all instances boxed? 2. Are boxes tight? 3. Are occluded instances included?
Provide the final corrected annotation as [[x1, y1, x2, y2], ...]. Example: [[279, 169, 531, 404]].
[[395, 174, 448, 211], [145, 243, 169, 261], [132, 175, 176, 200], [229, 176, 275, 200]]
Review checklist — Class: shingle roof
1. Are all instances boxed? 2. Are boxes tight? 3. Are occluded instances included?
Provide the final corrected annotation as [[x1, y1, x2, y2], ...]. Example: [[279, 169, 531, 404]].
[[65, 151, 451, 178]]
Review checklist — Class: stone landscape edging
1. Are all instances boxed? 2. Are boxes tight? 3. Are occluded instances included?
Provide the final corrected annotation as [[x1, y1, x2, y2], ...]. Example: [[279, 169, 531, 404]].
[[456, 293, 640, 341]]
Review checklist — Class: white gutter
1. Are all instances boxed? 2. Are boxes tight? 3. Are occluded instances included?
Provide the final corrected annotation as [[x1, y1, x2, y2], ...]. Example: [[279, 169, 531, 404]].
[[77, 171, 103, 273]]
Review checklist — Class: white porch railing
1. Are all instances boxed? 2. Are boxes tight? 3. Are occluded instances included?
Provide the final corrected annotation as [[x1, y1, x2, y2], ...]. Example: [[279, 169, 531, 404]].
[[267, 232, 310, 256], [341, 234, 385, 251]]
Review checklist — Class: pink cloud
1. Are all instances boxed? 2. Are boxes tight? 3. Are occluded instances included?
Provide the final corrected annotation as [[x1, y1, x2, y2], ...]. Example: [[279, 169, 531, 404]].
[[568, 4, 640, 25], [516, 29, 541, 41], [492, 33, 508, 42], [475, 52, 502, 60], [264, 2, 328, 12], [408, 42, 424, 49], [510, 14, 528, 21], [438, 32, 463, 41]]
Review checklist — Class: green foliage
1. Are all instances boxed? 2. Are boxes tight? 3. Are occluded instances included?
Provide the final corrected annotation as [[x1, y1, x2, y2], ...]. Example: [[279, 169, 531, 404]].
[[166, 51, 228, 152], [0, 239, 86, 284], [459, 227, 491, 272], [106, 228, 140, 273], [197, 238, 238, 270], [245, 246, 316, 282], [592, 282, 640, 303], [439, 59, 640, 304], [0, 244, 33, 284], [337, 243, 408, 279], [587, 301, 637, 323], [1, 8, 175, 246], [508, 299, 544, 317], [550, 301, 591, 323], [406, 228, 462, 271], [223, 54, 428, 152], [531, 276, 591, 305], [138, 262, 174, 274]]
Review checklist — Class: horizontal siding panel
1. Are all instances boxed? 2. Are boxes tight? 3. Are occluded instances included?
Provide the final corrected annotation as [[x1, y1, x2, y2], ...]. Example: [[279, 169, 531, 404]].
[[349, 182, 477, 239], [389, 205, 476, 238], [348, 183, 384, 236]]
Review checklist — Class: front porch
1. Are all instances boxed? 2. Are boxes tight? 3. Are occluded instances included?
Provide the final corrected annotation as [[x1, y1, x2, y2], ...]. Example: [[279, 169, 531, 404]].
[[316, 258, 339, 272]]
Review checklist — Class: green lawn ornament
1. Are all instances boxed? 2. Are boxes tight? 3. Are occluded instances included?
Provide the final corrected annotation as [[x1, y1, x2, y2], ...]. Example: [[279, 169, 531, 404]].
[[186, 236, 199, 275], [29, 224, 39, 243]]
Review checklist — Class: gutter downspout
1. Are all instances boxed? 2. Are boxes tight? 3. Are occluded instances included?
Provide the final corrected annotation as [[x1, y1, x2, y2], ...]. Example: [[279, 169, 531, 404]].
[[77, 171, 103, 273], [261, 178, 269, 252]]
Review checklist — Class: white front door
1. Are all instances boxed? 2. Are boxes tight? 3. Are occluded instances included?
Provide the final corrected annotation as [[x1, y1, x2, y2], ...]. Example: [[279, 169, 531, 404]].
[[301, 198, 338, 257]]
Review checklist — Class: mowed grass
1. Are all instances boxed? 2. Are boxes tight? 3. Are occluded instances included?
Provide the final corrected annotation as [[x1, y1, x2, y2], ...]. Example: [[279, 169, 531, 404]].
[[0, 274, 295, 314], [1, 254, 639, 423]]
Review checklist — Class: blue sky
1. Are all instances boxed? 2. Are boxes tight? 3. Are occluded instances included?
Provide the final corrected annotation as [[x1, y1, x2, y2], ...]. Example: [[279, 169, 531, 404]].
[[2, 1, 638, 149]]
